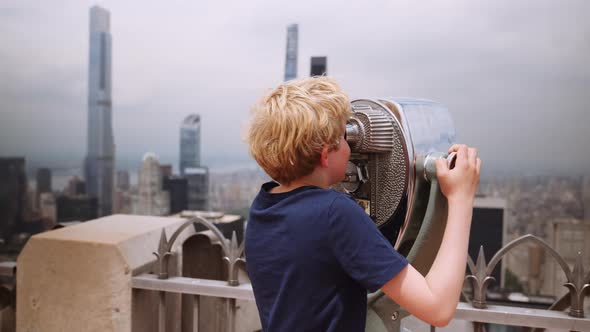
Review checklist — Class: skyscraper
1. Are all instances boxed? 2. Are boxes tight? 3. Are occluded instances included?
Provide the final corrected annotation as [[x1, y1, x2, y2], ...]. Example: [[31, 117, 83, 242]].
[[57, 195, 99, 223], [284, 24, 298, 81], [179, 114, 209, 211], [65, 176, 86, 196], [468, 197, 508, 287], [159, 164, 173, 178], [36, 168, 52, 194], [545, 218, 590, 296], [85, 6, 115, 217], [310, 56, 327, 76], [163, 176, 188, 214], [116, 170, 130, 191], [186, 167, 209, 211], [39, 192, 57, 228], [135, 153, 169, 216], [0, 158, 26, 241], [180, 114, 201, 176]]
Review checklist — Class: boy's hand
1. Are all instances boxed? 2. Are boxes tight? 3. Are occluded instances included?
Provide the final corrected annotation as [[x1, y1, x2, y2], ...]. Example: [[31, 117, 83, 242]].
[[435, 144, 481, 204]]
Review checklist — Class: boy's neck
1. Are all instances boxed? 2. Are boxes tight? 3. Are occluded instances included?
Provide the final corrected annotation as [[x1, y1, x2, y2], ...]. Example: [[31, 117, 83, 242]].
[[272, 171, 331, 193]]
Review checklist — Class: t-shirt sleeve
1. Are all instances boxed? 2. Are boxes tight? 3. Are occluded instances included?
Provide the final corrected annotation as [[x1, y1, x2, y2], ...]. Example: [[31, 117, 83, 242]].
[[327, 195, 409, 292]]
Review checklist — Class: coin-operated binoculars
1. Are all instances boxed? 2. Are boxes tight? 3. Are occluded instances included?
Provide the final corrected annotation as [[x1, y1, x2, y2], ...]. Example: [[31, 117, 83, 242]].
[[335, 98, 457, 331]]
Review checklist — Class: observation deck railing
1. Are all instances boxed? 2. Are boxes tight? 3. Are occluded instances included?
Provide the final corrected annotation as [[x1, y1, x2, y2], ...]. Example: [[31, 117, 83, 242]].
[[131, 217, 590, 332], [4, 215, 590, 332]]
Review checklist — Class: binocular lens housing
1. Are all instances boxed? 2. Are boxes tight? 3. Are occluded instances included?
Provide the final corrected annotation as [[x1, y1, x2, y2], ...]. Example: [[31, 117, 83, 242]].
[[336, 98, 455, 248]]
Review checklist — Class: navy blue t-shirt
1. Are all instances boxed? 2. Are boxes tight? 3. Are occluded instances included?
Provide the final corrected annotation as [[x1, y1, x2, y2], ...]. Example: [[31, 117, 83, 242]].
[[245, 182, 408, 332]]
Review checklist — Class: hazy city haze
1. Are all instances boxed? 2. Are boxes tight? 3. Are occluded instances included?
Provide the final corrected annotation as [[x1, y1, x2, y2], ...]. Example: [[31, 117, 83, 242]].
[[1, 0, 589, 175]]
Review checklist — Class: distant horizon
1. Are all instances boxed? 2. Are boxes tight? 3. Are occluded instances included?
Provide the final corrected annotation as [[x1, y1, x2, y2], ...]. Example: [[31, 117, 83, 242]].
[[17, 153, 257, 175], [10, 152, 589, 180]]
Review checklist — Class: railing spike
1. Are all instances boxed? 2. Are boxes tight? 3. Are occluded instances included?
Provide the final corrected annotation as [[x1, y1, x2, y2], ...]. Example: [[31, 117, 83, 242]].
[[564, 251, 589, 318], [476, 246, 487, 275], [158, 229, 168, 253], [153, 229, 172, 280], [231, 231, 238, 249], [572, 252, 584, 289]]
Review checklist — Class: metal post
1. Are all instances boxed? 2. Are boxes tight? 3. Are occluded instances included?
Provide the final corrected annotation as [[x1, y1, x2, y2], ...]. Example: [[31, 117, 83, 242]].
[[181, 293, 201, 332], [227, 298, 236, 332], [158, 291, 166, 332], [474, 322, 486, 332], [192, 295, 200, 332]]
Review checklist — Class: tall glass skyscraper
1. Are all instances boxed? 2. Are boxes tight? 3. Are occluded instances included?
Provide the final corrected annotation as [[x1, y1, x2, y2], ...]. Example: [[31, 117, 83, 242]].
[[284, 24, 298, 81], [180, 114, 201, 175], [85, 6, 114, 216], [180, 114, 209, 211]]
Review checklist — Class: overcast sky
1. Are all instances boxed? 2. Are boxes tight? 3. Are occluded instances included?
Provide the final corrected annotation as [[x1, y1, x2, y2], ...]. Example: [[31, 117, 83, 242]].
[[1, 0, 589, 176]]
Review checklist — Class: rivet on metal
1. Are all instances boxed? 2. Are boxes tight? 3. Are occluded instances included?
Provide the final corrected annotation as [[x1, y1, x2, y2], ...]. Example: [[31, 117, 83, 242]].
[[391, 311, 399, 321]]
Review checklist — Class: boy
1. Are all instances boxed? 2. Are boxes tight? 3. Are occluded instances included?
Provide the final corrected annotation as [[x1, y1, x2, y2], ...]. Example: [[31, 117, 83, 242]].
[[245, 76, 481, 331]]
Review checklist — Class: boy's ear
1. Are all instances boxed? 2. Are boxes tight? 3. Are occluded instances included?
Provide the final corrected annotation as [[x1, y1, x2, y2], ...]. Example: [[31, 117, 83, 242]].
[[320, 146, 329, 168]]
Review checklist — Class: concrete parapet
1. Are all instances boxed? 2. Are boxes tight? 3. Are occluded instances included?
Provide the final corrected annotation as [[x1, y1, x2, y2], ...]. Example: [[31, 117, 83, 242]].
[[16, 214, 185, 332]]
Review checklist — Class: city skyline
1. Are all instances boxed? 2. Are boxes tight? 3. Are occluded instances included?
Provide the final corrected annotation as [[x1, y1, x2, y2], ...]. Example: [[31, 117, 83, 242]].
[[1, 1, 589, 176], [2, 4, 589, 329]]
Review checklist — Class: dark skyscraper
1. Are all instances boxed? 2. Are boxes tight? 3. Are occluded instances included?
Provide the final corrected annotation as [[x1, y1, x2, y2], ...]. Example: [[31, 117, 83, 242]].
[[56, 195, 98, 223], [36, 168, 52, 194], [186, 168, 209, 211], [65, 176, 86, 196], [85, 6, 115, 216], [284, 24, 298, 81], [468, 198, 507, 287], [163, 176, 188, 214], [0, 158, 27, 240], [310, 56, 327, 76], [160, 165, 173, 178]]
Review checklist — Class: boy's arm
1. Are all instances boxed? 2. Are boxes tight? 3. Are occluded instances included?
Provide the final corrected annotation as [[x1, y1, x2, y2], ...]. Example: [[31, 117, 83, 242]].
[[381, 144, 481, 327]]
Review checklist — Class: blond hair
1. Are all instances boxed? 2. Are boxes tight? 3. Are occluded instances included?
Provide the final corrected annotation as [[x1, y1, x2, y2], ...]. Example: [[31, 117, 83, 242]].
[[248, 76, 351, 185]]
